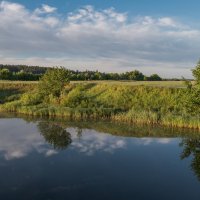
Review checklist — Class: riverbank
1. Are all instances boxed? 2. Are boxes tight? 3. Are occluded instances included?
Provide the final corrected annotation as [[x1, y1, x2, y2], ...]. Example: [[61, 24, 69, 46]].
[[1, 112, 200, 137], [0, 82, 199, 130]]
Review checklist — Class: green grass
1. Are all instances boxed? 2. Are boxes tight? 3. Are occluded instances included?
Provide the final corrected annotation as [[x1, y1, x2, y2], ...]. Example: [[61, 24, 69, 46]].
[[0, 81, 37, 90], [0, 80, 189, 88], [1, 81, 199, 130], [0, 81, 37, 103], [0, 80, 38, 84], [70, 80, 188, 88]]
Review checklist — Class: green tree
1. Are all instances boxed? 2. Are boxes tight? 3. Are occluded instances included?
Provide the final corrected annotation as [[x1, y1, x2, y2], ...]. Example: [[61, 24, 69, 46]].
[[192, 60, 200, 85], [0, 68, 12, 80], [38, 67, 69, 97], [186, 60, 200, 114], [148, 74, 162, 81], [126, 70, 144, 80]]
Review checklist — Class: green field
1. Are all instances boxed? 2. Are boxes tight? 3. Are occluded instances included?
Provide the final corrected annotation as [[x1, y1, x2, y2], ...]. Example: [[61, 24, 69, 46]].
[[70, 80, 188, 88], [0, 81, 37, 91], [0, 80, 187, 88], [0, 80, 38, 84]]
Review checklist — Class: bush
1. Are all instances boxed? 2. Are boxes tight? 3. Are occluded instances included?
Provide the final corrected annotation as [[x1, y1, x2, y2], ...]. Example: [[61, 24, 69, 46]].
[[20, 92, 42, 106]]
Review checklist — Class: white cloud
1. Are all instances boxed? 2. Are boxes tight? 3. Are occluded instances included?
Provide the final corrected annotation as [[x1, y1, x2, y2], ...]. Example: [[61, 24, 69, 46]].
[[69, 128, 126, 155], [45, 149, 58, 157], [0, 1, 199, 77], [34, 4, 57, 14], [134, 138, 173, 145], [0, 118, 57, 160], [0, 1, 25, 13], [158, 17, 177, 27], [42, 4, 57, 13]]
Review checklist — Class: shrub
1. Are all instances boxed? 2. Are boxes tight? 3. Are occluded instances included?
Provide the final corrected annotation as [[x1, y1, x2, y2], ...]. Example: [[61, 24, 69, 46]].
[[20, 92, 42, 106]]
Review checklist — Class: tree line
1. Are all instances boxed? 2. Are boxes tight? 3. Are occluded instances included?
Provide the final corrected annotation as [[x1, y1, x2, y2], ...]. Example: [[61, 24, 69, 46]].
[[0, 64, 163, 81], [0, 68, 41, 81], [0, 61, 200, 129]]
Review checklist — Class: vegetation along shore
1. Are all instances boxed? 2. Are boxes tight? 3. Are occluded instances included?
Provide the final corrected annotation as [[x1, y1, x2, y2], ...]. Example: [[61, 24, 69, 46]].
[[0, 62, 200, 129]]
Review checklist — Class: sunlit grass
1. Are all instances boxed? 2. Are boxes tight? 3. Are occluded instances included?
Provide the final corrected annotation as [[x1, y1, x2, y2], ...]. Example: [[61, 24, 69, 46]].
[[0, 81, 200, 130], [70, 80, 189, 88], [0, 80, 193, 88]]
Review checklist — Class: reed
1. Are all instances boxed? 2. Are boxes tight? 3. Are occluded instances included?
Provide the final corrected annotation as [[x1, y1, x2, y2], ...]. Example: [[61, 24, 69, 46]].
[[0, 82, 200, 130]]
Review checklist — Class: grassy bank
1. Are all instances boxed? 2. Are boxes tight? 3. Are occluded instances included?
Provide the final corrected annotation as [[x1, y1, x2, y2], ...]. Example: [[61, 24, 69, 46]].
[[0, 81, 199, 130], [1, 113, 199, 138], [71, 80, 188, 88], [0, 81, 37, 104]]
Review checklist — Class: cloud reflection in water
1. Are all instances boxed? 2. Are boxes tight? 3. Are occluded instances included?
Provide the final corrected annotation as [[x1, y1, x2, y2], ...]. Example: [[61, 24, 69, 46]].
[[0, 119, 175, 160]]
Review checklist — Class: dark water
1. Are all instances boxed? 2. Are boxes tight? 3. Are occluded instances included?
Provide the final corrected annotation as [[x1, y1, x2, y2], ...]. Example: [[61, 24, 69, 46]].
[[0, 116, 200, 200]]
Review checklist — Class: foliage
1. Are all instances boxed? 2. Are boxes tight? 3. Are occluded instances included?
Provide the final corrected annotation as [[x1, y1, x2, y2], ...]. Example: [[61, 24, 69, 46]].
[[0, 68, 12, 80], [186, 87, 200, 114], [0, 81, 36, 103], [1, 81, 200, 129], [0, 64, 164, 81], [124, 70, 144, 80], [0, 68, 41, 81], [0, 64, 48, 74], [185, 60, 200, 114], [20, 92, 42, 106], [38, 67, 69, 97], [0, 60, 200, 129], [148, 74, 162, 81], [192, 60, 200, 84]]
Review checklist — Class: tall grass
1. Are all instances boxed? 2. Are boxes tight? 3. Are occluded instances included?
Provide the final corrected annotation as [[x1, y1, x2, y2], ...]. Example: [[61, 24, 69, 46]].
[[0, 81, 37, 103], [0, 82, 200, 130]]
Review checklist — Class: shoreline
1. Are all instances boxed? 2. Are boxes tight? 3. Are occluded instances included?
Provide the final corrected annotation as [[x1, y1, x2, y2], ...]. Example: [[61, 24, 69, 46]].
[[1, 82, 200, 131], [1, 111, 200, 138], [0, 106, 200, 131]]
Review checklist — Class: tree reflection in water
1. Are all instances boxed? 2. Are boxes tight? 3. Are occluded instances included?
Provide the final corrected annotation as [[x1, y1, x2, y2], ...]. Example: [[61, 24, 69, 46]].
[[38, 121, 72, 150], [76, 127, 83, 139], [180, 136, 200, 180], [36, 118, 200, 181]]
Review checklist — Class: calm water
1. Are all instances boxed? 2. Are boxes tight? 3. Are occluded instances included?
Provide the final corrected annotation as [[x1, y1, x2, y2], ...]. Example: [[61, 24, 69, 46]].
[[0, 116, 200, 200]]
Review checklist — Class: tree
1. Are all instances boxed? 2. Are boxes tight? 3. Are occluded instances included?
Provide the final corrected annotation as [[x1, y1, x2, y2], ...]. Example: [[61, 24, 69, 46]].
[[38, 67, 69, 97], [148, 74, 162, 81], [126, 70, 144, 80], [192, 60, 200, 85], [186, 60, 200, 114], [0, 68, 12, 80]]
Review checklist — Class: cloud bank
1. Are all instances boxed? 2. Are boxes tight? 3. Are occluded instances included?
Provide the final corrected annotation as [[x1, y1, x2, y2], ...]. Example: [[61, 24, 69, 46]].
[[0, 1, 200, 77]]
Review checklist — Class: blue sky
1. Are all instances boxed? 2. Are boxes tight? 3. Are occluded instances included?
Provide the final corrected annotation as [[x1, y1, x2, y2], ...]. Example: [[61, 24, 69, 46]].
[[7, 0, 200, 18], [0, 0, 200, 77]]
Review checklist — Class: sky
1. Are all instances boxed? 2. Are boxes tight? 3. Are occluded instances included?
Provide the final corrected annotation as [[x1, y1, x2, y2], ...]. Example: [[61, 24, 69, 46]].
[[1, 1, 200, 78]]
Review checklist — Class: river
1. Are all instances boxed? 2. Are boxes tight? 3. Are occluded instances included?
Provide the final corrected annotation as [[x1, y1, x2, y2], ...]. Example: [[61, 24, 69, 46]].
[[0, 115, 200, 200]]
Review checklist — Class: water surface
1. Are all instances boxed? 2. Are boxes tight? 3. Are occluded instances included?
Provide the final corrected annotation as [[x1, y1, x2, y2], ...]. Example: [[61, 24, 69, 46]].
[[0, 116, 200, 200]]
